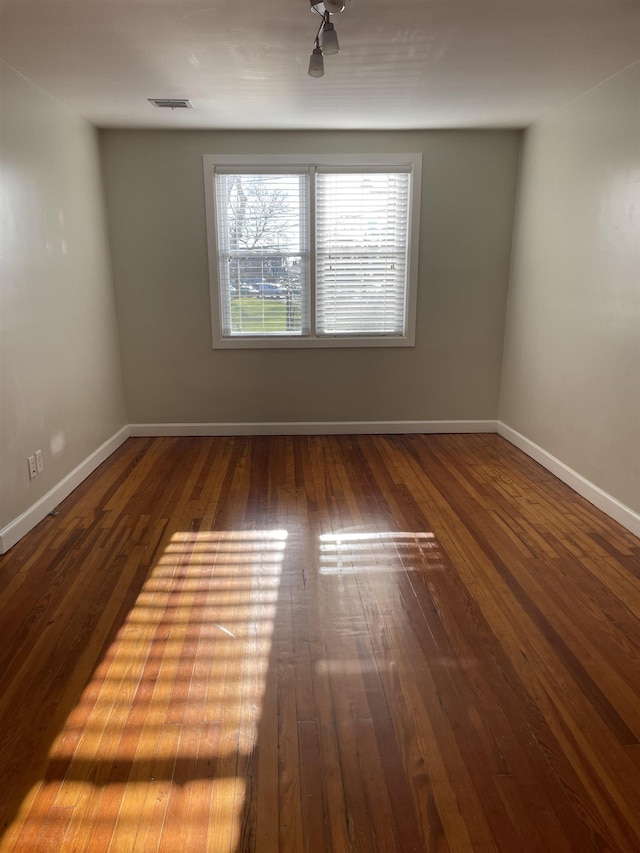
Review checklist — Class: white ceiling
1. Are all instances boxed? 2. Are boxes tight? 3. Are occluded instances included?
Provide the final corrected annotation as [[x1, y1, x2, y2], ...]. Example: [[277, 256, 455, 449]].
[[1, 0, 639, 130]]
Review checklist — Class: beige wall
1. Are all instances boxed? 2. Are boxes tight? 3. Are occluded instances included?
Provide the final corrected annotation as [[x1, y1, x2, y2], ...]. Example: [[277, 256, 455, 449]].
[[100, 129, 520, 424], [500, 62, 640, 513], [0, 63, 126, 530]]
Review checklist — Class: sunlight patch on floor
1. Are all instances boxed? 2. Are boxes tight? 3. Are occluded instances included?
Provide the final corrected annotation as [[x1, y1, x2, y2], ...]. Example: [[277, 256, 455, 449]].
[[318, 530, 443, 574], [6, 530, 287, 852]]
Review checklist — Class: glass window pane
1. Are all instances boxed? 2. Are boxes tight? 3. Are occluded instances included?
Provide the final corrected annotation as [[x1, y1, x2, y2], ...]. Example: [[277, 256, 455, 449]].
[[215, 173, 309, 336]]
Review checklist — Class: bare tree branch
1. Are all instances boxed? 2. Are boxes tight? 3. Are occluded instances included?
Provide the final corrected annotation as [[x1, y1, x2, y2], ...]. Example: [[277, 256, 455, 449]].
[[227, 177, 297, 251]]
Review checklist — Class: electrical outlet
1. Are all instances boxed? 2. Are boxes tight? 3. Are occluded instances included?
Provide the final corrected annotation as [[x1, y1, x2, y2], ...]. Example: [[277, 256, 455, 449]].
[[36, 449, 44, 474], [28, 455, 37, 480]]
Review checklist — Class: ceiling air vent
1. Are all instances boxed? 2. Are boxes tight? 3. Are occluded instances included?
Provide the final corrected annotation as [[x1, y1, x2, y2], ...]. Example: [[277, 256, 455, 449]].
[[148, 98, 193, 109]]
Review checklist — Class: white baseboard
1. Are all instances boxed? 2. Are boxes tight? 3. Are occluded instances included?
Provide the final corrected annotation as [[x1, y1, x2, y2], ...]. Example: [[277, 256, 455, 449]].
[[5, 420, 634, 553], [0, 426, 131, 554], [129, 420, 498, 437], [497, 422, 640, 538]]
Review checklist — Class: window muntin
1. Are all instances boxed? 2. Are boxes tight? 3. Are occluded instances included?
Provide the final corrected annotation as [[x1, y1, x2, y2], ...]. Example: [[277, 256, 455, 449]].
[[203, 155, 421, 348]]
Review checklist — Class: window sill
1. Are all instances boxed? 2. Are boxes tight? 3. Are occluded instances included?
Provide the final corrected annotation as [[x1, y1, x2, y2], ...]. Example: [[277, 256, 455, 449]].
[[211, 334, 415, 350]]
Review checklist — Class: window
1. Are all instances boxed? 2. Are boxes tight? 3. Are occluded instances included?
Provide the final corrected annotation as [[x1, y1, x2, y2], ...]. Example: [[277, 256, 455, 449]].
[[203, 154, 422, 348]]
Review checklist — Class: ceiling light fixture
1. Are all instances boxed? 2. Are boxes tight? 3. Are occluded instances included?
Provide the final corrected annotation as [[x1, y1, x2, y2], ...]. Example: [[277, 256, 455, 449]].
[[308, 40, 325, 78], [307, 0, 349, 78], [310, 0, 345, 12], [321, 21, 339, 55]]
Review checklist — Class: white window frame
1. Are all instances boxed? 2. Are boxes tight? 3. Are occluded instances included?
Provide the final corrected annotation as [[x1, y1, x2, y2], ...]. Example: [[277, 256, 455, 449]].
[[203, 153, 422, 349]]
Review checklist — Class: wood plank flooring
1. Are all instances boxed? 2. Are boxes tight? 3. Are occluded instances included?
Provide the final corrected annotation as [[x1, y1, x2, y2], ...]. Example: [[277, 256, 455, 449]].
[[0, 434, 639, 852]]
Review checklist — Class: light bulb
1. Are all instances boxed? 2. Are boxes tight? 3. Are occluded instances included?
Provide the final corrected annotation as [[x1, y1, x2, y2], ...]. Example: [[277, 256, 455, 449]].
[[308, 46, 324, 78], [321, 22, 339, 55]]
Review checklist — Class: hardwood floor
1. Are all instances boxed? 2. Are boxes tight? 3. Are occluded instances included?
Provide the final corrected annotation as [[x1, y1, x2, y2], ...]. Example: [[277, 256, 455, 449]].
[[0, 434, 639, 852]]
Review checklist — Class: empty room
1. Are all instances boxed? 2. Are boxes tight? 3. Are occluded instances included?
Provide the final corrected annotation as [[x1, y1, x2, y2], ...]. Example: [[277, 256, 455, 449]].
[[1, 0, 639, 850]]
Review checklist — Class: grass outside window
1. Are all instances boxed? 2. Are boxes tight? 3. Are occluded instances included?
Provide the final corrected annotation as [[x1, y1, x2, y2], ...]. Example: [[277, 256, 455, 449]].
[[230, 297, 302, 334]]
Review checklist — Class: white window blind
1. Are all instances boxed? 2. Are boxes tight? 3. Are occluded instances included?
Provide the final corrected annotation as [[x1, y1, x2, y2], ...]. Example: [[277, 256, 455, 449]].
[[214, 172, 309, 337], [315, 171, 411, 336]]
